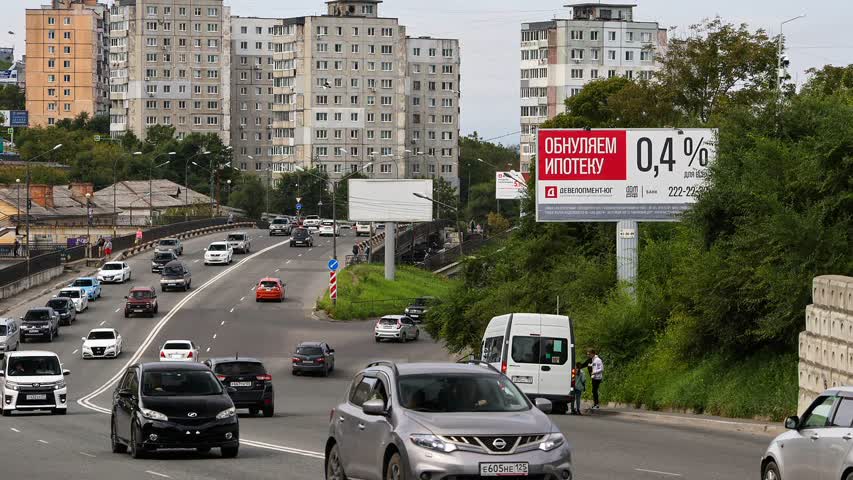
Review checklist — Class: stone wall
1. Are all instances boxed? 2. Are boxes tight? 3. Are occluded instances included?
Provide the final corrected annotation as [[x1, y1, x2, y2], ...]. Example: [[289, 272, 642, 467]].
[[799, 275, 853, 414]]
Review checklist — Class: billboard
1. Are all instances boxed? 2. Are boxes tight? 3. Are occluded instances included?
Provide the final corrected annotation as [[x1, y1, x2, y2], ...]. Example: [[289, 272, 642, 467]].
[[1, 110, 28, 127], [348, 179, 434, 222], [496, 171, 526, 200], [536, 128, 717, 222]]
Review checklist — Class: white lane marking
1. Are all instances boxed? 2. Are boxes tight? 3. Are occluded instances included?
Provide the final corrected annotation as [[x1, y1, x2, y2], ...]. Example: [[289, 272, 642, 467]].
[[193, 259, 200, 263], [275, 268, 280, 272], [308, 249, 313, 252], [72, 349, 78, 354], [298, 254, 303, 257], [229, 307, 234, 313], [99, 321, 105, 326], [10, 428, 20, 433], [220, 321, 225, 326], [79, 452, 96, 458], [240, 296, 245, 302], [206, 347, 211, 352], [286, 260, 292, 264], [212, 334, 217, 339], [251, 286, 256, 291], [635, 469, 683, 477], [37, 440, 49, 444], [240, 439, 324, 459], [146, 471, 171, 479], [114, 308, 121, 313], [78, 239, 291, 415]]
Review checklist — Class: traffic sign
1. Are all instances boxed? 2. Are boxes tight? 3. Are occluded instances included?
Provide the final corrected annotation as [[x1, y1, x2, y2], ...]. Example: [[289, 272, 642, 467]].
[[329, 271, 338, 300], [296, 202, 303, 211], [296, 197, 302, 203], [328, 259, 339, 271]]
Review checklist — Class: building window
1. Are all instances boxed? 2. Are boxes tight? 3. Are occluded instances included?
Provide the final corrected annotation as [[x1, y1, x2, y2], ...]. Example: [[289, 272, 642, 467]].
[[590, 31, 599, 41], [625, 51, 634, 61], [48, 17, 56, 25], [63, 32, 72, 40], [641, 32, 653, 43], [626, 32, 634, 42], [571, 49, 584, 60], [380, 163, 391, 174], [640, 51, 651, 61], [608, 31, 616, 41], [571, 68, 583, 79], [608, 50, 616, 60]]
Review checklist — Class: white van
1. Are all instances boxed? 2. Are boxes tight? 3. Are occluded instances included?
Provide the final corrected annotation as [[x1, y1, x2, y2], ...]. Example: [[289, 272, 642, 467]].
[[0, 318, 20, 353], [481, 313, 575, 414]]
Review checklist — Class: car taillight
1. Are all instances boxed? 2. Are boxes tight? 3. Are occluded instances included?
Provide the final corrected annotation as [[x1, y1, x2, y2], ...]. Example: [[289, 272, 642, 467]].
[[256, 374, 272, 381], [317, 358, 325, 363], [501, 360, 507, 374], [187, 351, 193, 358], [571, 368, 577, 388], [292, 357, 300, 363], [160, 351, 166, 358], [217, 375, 227, 381], [329, 408, 335, 422]]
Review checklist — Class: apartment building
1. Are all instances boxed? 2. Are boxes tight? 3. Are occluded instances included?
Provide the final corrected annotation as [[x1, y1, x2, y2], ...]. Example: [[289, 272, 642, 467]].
[[108, 0, 231, 143], [25, 0, 109, 127], [231, 17, 279, 176], [519, 3, 667, 172], [269, 0, 460, 185], [406, 36, 461, 188]]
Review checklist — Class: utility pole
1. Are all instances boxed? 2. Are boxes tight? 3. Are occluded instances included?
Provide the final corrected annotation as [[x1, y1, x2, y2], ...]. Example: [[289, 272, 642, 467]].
[[777, 14, 806, 90]]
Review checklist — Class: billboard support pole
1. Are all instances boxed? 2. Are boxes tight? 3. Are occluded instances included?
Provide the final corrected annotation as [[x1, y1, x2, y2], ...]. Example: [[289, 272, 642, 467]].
[[385, 222, 396, 281], [616, 220, 638, 296]]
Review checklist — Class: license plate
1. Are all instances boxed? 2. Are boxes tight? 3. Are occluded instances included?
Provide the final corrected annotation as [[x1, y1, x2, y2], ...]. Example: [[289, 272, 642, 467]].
[[480, 463, 529, 476], [230, 382, 252, 387], [26, 394, 48, 401], [303, 361, 314, 364], [170, 354, 182, 359], [265, 288, 272, 291], [169, 283, 177, 286], [512, 376, 534, 384], [134, 309, 144, 313]]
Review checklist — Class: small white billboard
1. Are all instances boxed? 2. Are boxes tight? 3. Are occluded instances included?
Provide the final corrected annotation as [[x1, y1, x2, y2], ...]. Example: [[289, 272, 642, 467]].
[[348, 179, 434, 222], [496, 171, 526, 200]]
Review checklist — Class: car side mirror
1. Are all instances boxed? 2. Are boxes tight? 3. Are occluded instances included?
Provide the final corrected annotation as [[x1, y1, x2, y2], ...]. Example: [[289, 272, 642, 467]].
[[62, 369, 71, 376], [204, 248, 207, 251], [785, 416, 800, 430], [329, 349, 335, 353], [81, 337, 87, 342], [0, 371, 5, 377], [362, 398, 387, 416], [534, 398, 553, 414], [124, 296, 128, 299]]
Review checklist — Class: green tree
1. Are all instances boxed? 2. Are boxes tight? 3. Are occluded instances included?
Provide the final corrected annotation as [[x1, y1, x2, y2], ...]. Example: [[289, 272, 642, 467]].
[[459, 134, 519, 211], [271, 168, 331, 217], [230, 175, 267, 219], [0, 85, 24, 110], [802, 65, 853, 97]]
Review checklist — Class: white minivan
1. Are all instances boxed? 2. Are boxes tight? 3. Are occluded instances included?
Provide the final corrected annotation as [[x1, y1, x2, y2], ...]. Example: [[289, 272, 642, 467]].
[[481, 313, 575, 414]]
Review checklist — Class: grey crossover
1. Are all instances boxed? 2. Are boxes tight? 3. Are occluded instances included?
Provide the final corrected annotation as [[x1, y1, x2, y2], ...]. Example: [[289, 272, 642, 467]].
[[325, 360, 573, 480]]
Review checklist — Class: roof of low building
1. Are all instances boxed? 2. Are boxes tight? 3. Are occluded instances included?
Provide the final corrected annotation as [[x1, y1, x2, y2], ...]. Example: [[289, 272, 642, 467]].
[[94, 179, 214, 210]]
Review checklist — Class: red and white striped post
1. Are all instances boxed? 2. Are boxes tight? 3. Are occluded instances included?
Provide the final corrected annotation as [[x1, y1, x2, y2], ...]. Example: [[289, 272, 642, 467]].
[[329, 270, 338, 304]]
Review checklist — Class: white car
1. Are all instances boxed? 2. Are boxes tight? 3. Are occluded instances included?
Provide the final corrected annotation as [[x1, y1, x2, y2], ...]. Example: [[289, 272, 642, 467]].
[[319, 221, 341, 237], [159, 340, 199, 362], [56, 287, 88, 313], [0, 350, 70, 416], [81, 328, 122, 359], [303, 215, 321, 230], [204, 242, 233, 265], [97, 261, 131, 283], [355, 222, 372, 237], [374, 315, 420, 343]]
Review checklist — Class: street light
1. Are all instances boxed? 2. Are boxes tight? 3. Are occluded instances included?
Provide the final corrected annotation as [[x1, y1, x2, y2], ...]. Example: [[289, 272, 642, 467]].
[[85, 192, 92, 256], [184, 149, 210, 220], [25, 143, 62, 271], [149, 153, 174, 224], [777, 14, 806, 90]]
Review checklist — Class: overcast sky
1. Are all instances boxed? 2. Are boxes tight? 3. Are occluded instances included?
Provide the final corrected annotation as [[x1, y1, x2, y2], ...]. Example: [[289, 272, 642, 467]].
[[5, 1, 851, 145]]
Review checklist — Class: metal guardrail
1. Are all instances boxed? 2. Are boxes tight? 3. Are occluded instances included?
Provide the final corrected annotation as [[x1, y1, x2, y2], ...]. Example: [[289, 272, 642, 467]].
[[0, 251, 62, 289]]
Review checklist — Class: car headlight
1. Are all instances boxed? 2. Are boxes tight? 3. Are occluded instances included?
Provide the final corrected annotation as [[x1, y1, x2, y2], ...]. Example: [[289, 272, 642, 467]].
[[151, 262, 157, 266], [82, 346, 92, 352], [216, 407, 236, 420], [105, 346, 116, 351], [53, 381, 66, 390], [538, 433, 565, 452], [4, 381, 20, 391], [410, 434, 457, 453], [404, 308, 410, 313], [141, 408, 168, 421]]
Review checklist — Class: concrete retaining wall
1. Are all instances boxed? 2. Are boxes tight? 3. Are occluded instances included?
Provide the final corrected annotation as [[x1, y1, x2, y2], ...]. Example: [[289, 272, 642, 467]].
[[0, 265, 65, 300], [799, 275, 853, 414]]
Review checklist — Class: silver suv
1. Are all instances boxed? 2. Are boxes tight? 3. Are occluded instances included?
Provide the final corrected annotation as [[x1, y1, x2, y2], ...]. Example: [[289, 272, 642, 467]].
[[325, 361, 573, 480]]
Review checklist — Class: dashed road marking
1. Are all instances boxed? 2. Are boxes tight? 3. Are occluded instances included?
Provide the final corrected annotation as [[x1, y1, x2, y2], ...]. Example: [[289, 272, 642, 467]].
[[275, 268, 280, 272], [79, 452, 96, 458], [635, 469, 683, 477], [229, 307, 234, 313], [212, 334, 217, 339], [220, 321, 225, 326], [99, 321, 105, 326], [37, 440, 49, 444], [298, 254, 303, 257], [10, 428, 20, 433], [286, 260, 292, 264], [146, 471, 171, 479], [193, 259, 200, 263], [72, 349, 78, 354], [240, 296, 245, 302], [114, 308, 121, 313], [206, 347, 211, 353]]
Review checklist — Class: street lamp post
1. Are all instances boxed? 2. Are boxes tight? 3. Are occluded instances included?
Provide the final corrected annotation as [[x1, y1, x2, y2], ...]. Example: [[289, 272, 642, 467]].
[[25, 144, 63, 275], [185, 149, 210, 220], [317, 201, 323, 219], [15, 178, 20, 230], [777, 14, 806, 90], [85, 192, 92, 256], [148, 152, 176, 225]]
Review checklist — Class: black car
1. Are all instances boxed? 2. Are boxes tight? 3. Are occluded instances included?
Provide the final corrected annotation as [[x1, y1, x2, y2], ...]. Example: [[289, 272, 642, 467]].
[[111, 362, 239, 459], [20, 308, 60, 342], [204, 357, 274, 417], [160, 260, 192, 292], [404, 296, 436, 322], [151, 251, 178, 273], [289, 228, 314, 247], [46, 298, 76, 326], [291, 342, 335, 377]]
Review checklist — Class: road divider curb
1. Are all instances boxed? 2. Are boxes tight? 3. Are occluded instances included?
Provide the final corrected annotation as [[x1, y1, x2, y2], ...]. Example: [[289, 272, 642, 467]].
[[118, 222, 256, 260], [604, 406, 785, 437]]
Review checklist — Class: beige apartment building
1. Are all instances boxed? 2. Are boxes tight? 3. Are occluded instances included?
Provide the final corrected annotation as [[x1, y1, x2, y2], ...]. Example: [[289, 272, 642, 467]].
[[25, 0, 109, 127], [269, 0, 460, 186], [108, 0, 231, 143]]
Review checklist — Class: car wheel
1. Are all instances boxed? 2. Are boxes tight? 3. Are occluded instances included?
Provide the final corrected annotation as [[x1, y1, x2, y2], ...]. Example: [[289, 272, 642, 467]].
[[385, 452, 405, 480], [292, 369, 299, 376], [221, 446, 239, 458], [124, 310, 130, 318], [763, 461, 780, 480], [263, 405, 274, 418], [553, 402, 569, 415], [326, 443, 349, 480], [47, 330, 54, 342], [374, 337, 380, 343], [249, 407, 259, 416], [130, 424, 146, 459], [323, 366, 330, 377], [2, 408, 12, 417], [154, 305, 158, 314]]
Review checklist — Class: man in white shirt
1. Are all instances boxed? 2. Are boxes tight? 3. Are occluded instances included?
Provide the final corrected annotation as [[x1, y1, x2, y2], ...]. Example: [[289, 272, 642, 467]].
[[588, 349, 604, 409]]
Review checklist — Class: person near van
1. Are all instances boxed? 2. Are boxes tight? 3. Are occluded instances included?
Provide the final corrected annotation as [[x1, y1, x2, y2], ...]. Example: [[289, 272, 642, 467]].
[[589, 349, 604, 409], [572, 362, 587, 415]]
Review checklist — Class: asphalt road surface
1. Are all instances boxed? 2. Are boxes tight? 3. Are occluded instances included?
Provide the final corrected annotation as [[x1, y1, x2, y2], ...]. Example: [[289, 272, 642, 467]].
[[0, 227, 770, 480]]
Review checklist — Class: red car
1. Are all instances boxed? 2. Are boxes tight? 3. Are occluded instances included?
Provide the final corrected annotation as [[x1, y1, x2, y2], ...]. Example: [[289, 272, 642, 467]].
[[255, 277, 285, 302]]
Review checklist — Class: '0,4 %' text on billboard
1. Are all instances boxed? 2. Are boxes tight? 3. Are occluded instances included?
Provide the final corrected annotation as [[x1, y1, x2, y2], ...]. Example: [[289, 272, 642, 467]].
[[536, 128, 717, 222]]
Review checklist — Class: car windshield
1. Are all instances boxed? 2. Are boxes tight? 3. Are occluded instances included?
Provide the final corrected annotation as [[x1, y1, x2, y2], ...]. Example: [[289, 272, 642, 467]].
[[159, 240, 177, 246], [163, 342, 191, 350], [72, 279, 93, 287], [272, 219, 288, 225], [294, 229, 309, 238], [163, 265, 184, 275], [7, 356, 62, 377], [59, 290, 80, 299], [102, 263, 123, 271], [413, 298, 431, 306], [46, 299, 68, 310], [296, 346, 323, 356], [398, 374, 530, 413], [227, 234, 245, 241], [213, 362, 266, 376], [208, 244, 227, 251], [155, 253, 174, 261], [142, 371, 223, 397], [130, 290, 153, 300], [260, 281, 279, 289], [380, 318, 398, 326], [24, 310, 51, 321], [88, 331, 116, 340]]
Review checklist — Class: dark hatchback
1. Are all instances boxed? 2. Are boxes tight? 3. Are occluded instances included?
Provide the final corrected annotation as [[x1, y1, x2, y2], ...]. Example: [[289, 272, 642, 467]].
[[46, 298, 76, 326], [404, 296, 436, 322], [111, 362, 239, 459], [204, 357, 274, 417], [289, 228, 314, 247], [151, 251, 177, 273], [291, 342, 335, 377]]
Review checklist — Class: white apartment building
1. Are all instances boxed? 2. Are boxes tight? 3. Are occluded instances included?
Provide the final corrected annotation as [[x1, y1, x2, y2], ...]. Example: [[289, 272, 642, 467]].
[[108, 0, 231, 143], [519, 3, 667, 172]]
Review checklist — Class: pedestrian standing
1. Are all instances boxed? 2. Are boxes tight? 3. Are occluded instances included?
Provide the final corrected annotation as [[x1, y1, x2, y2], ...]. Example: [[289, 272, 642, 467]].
[[365, 243, 371, 262], [104, 238, 113, 258], [13, 238, 20, 257], [588, 349, 604, 410], [135, 228, 143, 245], [97, 237, 105, 257], [352, 244, 360, 263], [572, 362, 587, 415]]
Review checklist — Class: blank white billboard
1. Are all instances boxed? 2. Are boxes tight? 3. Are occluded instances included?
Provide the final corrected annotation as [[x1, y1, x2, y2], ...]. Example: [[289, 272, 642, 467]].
[[348, 179, 434, 222]]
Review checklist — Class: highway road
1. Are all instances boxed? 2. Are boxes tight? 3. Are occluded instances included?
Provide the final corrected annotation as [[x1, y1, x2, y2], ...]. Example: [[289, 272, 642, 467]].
[[0, 227, 770, 480]]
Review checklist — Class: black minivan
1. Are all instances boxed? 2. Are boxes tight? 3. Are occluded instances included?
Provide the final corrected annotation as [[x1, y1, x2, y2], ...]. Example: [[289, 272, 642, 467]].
[[159, 260, 192, 292], [111, 362, 239, 459]]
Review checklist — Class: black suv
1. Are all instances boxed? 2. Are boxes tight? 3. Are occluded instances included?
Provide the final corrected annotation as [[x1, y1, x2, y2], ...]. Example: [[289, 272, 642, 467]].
[[404, 296, 436, 322], [151, 251, 178, 273], [45, 298, 76, 326], [111, 362, 239, 459], [290, 228, 314, 247], [160, 261, 192, 292], [20, 308, 60, 342], [204, 357, 274, 417]]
